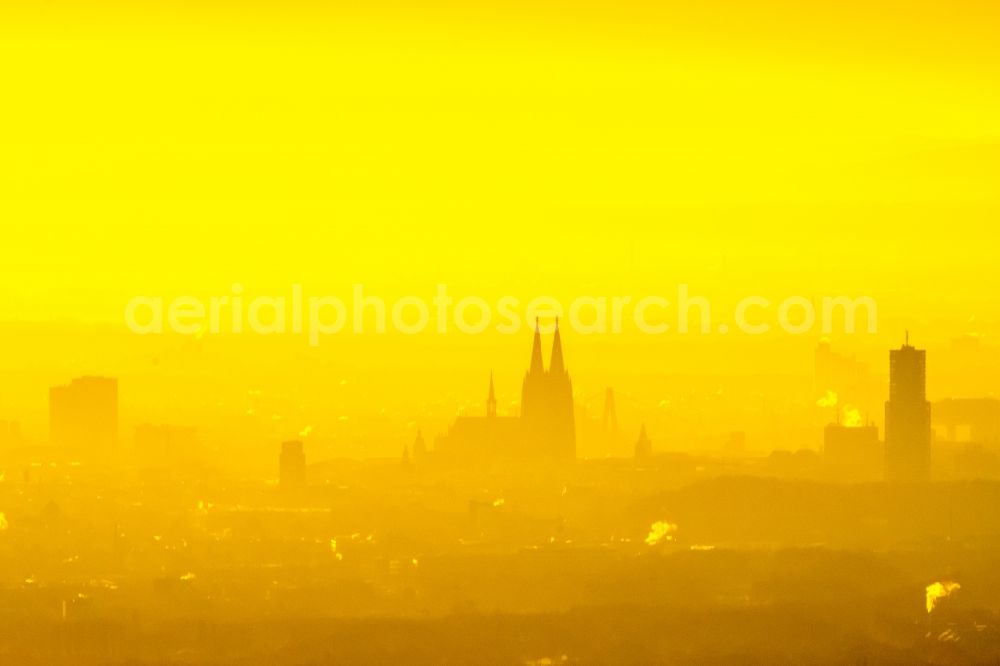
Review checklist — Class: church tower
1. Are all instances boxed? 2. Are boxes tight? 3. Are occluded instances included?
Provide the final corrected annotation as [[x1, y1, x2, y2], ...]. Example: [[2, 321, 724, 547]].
[[520, 319, 576, 460], [521, 319, 547, 427], [546, 319, 576, 459], [413, 430, 427, 462], [487, 372, 497, 418], [635, 423, 652, 460]]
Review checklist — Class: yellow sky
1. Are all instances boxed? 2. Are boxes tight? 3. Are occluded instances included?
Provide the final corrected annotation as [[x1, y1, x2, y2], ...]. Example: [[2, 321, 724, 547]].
[[1, 0, 999, 456]]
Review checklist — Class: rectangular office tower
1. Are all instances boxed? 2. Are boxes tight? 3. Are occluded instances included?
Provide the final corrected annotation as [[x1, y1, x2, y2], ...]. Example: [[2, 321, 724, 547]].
[[884, 339, 931, 482], [49, 376, 119, 455]]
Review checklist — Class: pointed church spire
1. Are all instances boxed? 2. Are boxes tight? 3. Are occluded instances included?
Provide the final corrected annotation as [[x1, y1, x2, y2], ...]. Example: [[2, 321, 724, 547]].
[[550, 317, 565, 375], [487, 371, 497, 418], [529, 318, 545, 374], [635, 423, 652, 460]]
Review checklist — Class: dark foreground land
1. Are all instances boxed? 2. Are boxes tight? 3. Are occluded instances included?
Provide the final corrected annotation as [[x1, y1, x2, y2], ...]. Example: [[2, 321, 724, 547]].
[[2, 602, 995, 665], [3, 464, 1000, 664]]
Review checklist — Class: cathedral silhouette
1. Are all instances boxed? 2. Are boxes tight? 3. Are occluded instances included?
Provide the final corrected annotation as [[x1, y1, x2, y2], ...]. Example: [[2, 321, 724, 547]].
[[435, 320, 576, 462]]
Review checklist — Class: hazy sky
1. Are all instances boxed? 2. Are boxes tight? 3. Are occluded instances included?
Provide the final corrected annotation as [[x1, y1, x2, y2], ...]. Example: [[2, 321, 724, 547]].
[[1, 0, 998, 455]]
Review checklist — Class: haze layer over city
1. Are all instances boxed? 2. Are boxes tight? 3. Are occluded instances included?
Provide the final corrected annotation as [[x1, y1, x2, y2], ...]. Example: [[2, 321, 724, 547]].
[[2, 0, 1000, 663]]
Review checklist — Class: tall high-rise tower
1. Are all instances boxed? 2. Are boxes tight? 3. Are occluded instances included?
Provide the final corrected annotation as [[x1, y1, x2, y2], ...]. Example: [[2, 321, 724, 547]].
[[884, 333, 931, 482], [49, 376, 118, 455]]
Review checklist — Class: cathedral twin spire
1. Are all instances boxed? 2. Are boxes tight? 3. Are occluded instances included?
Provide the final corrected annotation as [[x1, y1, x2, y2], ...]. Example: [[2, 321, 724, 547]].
[[528, 317, 565, 377], [520, 317, 576, 458]]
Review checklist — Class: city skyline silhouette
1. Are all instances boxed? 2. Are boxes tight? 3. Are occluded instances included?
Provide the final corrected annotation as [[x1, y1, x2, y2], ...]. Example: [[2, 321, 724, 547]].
[[3, 0, 1000, 662]]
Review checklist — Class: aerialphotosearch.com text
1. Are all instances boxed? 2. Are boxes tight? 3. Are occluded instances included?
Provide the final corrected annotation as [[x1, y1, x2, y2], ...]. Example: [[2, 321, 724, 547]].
[[124, 284, 878, 346]]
